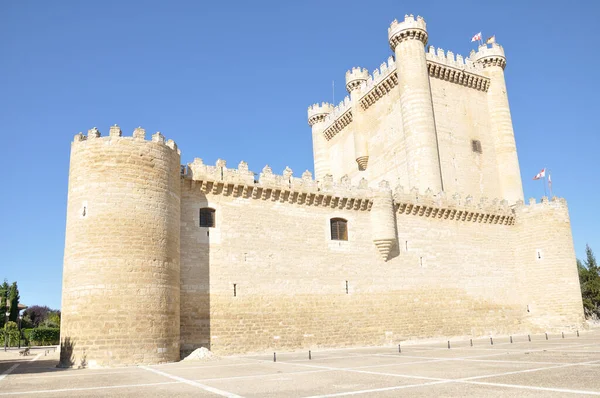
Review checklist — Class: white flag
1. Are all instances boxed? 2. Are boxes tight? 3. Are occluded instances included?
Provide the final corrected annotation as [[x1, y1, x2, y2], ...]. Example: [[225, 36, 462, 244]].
[[533, 168, 546, 180], [471, 32, 482, 42]]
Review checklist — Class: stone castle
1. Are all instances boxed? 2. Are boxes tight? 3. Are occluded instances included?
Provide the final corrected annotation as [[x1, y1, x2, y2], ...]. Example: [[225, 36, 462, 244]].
[[60, 15, 584, 367]]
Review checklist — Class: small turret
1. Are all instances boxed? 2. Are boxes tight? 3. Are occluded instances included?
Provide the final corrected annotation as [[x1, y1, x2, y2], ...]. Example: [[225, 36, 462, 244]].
[[388, 14, 428, 50], [470, 43, 506, 69], [307, 102, 335, 181], [307, 102, 335, 127], [345, 67, 369, 93]]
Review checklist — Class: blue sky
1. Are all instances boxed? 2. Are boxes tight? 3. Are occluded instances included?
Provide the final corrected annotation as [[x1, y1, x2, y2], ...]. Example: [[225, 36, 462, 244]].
[[1, 0, 598, 309]]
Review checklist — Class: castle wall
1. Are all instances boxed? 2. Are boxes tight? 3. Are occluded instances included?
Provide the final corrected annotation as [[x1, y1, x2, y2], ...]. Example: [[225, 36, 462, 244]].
[[61, 128, 181, 366], [430, 78, 502, 199], [178, 174, 567, 355]]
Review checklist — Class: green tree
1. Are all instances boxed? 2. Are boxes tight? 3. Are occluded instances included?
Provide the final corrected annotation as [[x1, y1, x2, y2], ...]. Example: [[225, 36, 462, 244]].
[[578, 244, 600, 318], [1, 321, 19, 347], [0, 280, 8, 328], [8, 282, 19, 323]]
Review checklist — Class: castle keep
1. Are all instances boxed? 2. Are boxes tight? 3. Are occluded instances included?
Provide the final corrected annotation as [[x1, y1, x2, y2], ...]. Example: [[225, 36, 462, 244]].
[[61, 15, 584, 367]]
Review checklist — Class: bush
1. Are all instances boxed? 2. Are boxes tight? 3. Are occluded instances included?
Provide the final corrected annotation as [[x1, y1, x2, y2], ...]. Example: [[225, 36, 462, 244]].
[[29, 327, 60, 346], [0, 321, 21, 347]]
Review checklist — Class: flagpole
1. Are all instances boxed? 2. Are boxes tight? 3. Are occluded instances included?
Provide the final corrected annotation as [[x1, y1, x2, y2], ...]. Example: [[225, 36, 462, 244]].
[[543, 167, 547, 197], [548, 169, 553, 197]]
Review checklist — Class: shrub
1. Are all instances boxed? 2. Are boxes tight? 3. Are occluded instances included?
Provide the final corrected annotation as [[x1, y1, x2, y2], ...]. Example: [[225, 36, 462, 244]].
[[29, 327, 60, 346]]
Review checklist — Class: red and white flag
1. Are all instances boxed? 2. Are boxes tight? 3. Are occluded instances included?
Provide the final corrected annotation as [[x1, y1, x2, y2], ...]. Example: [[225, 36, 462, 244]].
[[533, 168, 546, 180], [471, 32, 482, 42]]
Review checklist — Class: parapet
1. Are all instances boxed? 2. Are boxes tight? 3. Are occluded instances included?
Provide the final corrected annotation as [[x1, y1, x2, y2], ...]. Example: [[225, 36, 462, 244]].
[[388, 14, 428, 49], [469, 43, 507, 69], [426, 46, 490, 91], [321, 96, 352, 140], [355, 56, 397, 110], [345, 67, 369, 93], [307, 102, 335, 127], [72, 125, 180, 155]]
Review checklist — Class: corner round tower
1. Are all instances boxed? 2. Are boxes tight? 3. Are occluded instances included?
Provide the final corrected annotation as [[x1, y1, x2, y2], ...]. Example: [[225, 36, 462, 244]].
[[308, 103, 334, 180], [388, 15, 442, 193], [60, 125, 181, 367], [346, 67, 370, 171], [471, 43, 524, 204]]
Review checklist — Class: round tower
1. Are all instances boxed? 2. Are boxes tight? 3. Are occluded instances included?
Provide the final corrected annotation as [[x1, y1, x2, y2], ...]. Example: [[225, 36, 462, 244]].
[[346, 67, 370, 171], [388, 15, 442, 193], [471, 43, 524, 204], [370, 181, 397, 261], [307, 102, 334, 180], [60, 125, 181, 367]]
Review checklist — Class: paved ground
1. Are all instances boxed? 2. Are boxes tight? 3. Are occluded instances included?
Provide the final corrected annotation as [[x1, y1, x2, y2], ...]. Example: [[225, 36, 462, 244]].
[[1, 330, 599, 397]]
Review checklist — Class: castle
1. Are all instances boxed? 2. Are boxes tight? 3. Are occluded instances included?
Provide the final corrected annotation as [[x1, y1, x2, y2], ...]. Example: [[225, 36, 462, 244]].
[[60, 15, 584, 367]]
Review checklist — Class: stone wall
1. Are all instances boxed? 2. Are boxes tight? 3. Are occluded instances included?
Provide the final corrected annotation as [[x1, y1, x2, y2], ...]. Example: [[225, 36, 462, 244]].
[[179, 167, 584, 355]]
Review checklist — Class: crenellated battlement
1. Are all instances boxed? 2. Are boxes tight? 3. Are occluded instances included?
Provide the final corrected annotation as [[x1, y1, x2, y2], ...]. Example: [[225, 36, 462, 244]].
[[345, 67, 369, 93], [426, 46, 490, 91], [321, 96, 353, 140], [470, 43, 507, 69], [388, 14, 428, 49], [356, 56, 397, 110], [183, 157, 523, 226], [72, 125, 180, 154], [307, 102, 335, 126]]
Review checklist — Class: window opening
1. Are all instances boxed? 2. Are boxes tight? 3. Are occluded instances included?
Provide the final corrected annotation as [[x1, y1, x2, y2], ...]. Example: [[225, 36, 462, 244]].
[[330, 218, 348, 241], [200, 208, 216, 228]]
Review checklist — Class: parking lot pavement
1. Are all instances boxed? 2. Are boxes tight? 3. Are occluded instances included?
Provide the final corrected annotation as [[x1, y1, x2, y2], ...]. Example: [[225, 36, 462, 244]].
[[0, 330, 598, 397]]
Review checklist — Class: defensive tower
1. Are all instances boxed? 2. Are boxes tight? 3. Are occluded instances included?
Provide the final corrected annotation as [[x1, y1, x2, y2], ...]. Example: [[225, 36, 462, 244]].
[[388, 15, 443, 193], [60, 125, 181, 366], [471, 43, 524, 203], [345, 67, 370, 171], [307, 102, 334, 180]]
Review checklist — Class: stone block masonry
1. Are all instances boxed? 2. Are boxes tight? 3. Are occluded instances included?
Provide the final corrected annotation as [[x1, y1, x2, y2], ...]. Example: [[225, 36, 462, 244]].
[[60, 14, 584, 366]]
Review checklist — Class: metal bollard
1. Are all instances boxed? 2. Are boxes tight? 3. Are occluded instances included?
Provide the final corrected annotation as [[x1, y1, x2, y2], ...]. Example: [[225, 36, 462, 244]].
[[528, 334, 531, 342], [398, 344, 401, 353], [470, 339, 473, 347], [273, 352, 276, 362], [562, 332, 564, 339], [510, 336, 513, 343], [490, 337, 494, 345], [447, 341, 450, 349], [545, 333, 548, 340], [309, 350, 311, 360], [577, 330, 580, 337]]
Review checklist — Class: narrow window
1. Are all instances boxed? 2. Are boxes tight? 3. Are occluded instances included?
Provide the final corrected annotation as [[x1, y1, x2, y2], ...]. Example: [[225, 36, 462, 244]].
[[330, 218, 348, 241], [199, 208, 216, 228], [471, 140, 482, 154]]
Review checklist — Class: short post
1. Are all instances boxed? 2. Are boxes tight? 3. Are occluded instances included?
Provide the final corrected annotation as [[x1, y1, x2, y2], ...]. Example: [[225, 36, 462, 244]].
[[528, 334, 531, 342], [447, 341, 450, 349], [470, 339, 473, 347], [510, 336, 513, 344], [562, 332, 564, 339], [577, 330, 580, 337], [545, 332, 548, 340], [490, 337, 493, 345], [273, 352, 276, 362], [309, 350, 311, 360], [398, 344, 401, 353]]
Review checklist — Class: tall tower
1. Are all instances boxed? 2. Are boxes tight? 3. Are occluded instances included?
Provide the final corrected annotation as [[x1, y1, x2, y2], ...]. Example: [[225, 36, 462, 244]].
[[388, 15, 442, 193], [345, 67, 370, 170], [60, 126, 181, 366], [471, 43, 524, 203], [308, 103, 334, 180]]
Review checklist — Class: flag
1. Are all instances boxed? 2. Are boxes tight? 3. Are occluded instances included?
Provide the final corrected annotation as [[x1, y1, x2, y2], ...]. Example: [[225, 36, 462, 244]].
[[486, 35, 496, 44], [533, 168, 546, 180], [548, 173, 552, 189], [471, 32, 482, 42]]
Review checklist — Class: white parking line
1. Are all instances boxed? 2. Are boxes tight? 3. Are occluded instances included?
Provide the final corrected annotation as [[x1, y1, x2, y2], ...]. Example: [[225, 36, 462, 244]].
[[140, 365, 244, 398], [0, 381, 180, 396], [30, 354, 43, 362], [0, 365, 19, 382]]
